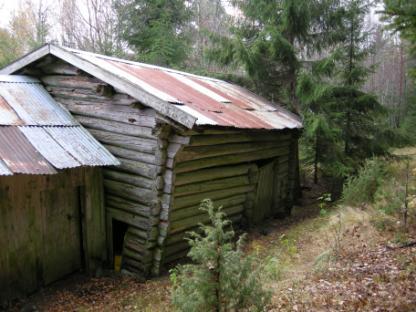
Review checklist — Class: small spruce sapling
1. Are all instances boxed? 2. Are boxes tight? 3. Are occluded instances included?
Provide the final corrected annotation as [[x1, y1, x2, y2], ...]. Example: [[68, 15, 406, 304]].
[[170, 199, 271, 312]]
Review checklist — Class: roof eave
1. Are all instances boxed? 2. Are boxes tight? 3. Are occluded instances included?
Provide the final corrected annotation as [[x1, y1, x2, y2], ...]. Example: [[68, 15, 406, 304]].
[[0, 44, 197, 129]]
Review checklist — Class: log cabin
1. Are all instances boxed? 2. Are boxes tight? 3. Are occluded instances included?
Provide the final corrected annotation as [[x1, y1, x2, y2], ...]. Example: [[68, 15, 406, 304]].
[[0, 75, 119, 300], [1, 44, 303, 278]]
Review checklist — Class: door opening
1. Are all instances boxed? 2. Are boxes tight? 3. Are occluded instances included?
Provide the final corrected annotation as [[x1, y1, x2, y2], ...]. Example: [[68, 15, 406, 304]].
[[112, 219, 128, 271]]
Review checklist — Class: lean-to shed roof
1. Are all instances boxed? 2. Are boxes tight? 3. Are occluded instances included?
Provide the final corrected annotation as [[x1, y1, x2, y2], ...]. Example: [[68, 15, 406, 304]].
[[0, 75, 119, 176], [0, 44, 302, 130]]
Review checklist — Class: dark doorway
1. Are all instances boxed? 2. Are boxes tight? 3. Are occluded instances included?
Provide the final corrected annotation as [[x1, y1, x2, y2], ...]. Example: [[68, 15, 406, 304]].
[[112, 219, 128, 256]]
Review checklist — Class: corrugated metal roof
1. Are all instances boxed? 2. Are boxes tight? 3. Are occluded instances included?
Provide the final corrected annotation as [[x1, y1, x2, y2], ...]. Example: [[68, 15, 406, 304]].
[[68, 48, 302, 130], [46, 126, 119, 167], [0, 96, 21, 125], [0, 127, 57, 175], [20, 126, 81, 169], [0, 80, 76, 126], [0, 75, 120, 176]]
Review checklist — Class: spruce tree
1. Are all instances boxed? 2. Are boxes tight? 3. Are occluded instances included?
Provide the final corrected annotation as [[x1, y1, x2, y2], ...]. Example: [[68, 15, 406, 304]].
[[383, 0, 416, 79], [208, 0, 344, 112], [170, 199, 270, 312], [114, 0, 192, 67]]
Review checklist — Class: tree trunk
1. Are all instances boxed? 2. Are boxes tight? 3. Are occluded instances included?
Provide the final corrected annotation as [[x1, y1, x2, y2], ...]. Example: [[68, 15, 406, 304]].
[[314, 133, 319, 184]]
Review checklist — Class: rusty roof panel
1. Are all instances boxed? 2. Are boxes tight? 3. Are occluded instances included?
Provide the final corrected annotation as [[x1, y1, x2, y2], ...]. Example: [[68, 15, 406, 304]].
[[0, 96, 22, 125], [45, 126, 120, 167], [0, 127, 57, 175], [0, 81, 76, 126], [20, 126, 81, 169], [76, 53, 302, 130], [0, 75, 119, 175]]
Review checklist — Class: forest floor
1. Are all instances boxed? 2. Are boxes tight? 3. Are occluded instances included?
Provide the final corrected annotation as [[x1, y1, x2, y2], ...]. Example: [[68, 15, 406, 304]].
[[7, 150, 416, 312]]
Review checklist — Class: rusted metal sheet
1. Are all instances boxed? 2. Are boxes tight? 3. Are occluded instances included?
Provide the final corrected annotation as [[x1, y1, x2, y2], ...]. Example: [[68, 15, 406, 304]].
[[0, 127, 57, 175], [0, 96, 22, 125], [45, 126, 120, 167], [76, 53, 302, 130], [0, 80, 76, 126], [0, 75, 119, 176], [20, 127, 81, 169]]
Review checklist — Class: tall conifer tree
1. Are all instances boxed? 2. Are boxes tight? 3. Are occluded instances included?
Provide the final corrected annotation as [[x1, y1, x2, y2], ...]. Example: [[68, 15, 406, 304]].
[[115, 0, 192, 67]]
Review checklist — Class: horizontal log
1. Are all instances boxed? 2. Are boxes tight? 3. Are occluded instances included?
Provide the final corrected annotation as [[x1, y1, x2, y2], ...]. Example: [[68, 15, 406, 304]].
[[56, 99, 157, 127], [88, 129, 158, 153], [175, 176, 249, 197], [104, 169, 157, 190], [105, 179, 157, 204], [175, 164, 252, 186], [41, 63, 82, 75], [170, 194, 246, 222], [108, 208, 152, 233], [42, 75, 103, 90], [47, 86, 114, 102], [103, 144, 164, 166], [176, 140, 290, 162], [169, 204, 244, 234], [175, 147, 289, 173], [123, 247, 147, 264], [106, 195, 160, 217], [116, 158, 161, 179], [173, 185, 254, 210], [189, 133, 291, 146], [76, 115, 156, 139]]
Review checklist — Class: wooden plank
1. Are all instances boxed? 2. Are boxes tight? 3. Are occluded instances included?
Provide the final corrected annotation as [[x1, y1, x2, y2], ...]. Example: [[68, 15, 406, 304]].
[[175, 164, 251, 186], [173, 185, 254, 210], [104, 169, 157, 190], [106, 195, 160, 217], [169, 205, 244, 234], [76, 115, 156, 139], [117, 158, 161, 179], [88, 129, 158, 153], [107, 207, 152, 232], [189, 133, 291, 146], [174, 176, 249, 197], [175, 147, 289, 173], [176, 140, 290, 162], [41, 75, 103, 90], [103, 144, 164, 166], [104, 179, 157, 204], [169, 194, 246, 222], [57, 99, 157, 127]]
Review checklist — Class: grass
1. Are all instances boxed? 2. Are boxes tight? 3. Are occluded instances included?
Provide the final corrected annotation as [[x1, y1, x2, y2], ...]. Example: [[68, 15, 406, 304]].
[[10, 148, 416, 311]]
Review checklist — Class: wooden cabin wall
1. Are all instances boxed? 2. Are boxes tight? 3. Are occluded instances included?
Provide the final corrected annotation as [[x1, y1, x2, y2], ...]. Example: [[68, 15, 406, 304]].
[[0, 168, 105, 301], [32, 60, 170, 277], [160, 129, 299, 265]]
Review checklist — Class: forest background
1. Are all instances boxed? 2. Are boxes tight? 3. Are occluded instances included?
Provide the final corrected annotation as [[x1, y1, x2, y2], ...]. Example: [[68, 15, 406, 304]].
[[1, 0, 415, 189]]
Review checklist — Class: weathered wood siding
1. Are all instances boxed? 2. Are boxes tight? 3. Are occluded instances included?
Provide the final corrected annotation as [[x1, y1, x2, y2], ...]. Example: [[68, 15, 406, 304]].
[[160, 129, 299, 265], [34, 60, 170, 277], [0, 168, 105, 301], [23, 58, 300, 277]]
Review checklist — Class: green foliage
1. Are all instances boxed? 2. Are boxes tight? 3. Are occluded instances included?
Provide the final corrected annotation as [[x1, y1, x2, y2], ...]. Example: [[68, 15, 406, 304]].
[[115, 0, 192, 67], [342, 158, 388, 205], [208, 0, 345, 109], [383, 0, 416, 79], [170, 199, 270, 312]]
